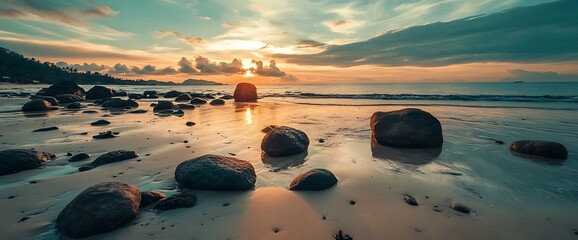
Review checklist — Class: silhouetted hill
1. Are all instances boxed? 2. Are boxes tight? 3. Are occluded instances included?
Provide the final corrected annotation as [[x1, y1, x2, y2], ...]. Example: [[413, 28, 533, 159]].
[[181, 78, 224, 85]]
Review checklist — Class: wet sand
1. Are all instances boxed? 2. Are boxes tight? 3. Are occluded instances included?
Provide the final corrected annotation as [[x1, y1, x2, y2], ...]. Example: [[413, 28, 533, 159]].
[[0, 92, 577, 239]]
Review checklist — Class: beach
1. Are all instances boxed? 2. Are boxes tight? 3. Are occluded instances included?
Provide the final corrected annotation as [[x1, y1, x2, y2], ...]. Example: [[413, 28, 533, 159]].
[[0, 83, 577, 240]]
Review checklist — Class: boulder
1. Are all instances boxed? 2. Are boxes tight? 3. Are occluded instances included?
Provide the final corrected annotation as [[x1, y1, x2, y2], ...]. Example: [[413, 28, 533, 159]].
[[140, 191, 166, 207], [91, 150, 138, 167], [177, 104, 196, 110], [66, 102, 85, 109], [91, 119, 110, 126], [154, 192, 197, 211], [86, 86, 114, 100], [22, 99, 52, 112], [55, 182, 141, 238], [164, 90, 184, 98], [32, 126, 59, 132], [128, 93, 142, 99], [143, 91, 159, 99], [153, 101, 177, 112], [114, 91, 128, 97], [209, 99, 225, 105], [261, 126, 309, 156], [93, 131, 116, 139], [175, 154, 256, 190], [69, 153, 91, 162], [39, 81, 85, 97], [190, 98, 208, 104], [0, 149, 55, 175], [370, 108, 443, 148], [175, 94, 193, 101], [233, 83, 258, 102], [102, 99, 139, 108], [30, 95, 59, 106], [289, 169, 337, 191], [509, 140, 568, 160], [55, 94, 84, 104]]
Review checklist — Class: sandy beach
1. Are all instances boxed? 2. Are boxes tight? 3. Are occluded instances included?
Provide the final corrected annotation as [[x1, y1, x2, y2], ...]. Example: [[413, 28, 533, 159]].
[[0, 83, 576, 240]]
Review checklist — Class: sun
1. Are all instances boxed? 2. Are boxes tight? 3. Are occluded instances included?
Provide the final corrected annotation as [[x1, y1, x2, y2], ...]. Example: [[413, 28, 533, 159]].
[[244, 69, 254, 77]]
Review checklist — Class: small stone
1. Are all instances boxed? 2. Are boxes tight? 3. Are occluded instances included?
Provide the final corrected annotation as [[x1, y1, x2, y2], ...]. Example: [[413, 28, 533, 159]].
[[32, 126, 59, 132], [318, 138, 325, 143], [91, 120, 110, 126], [349, 200, 356, 205], [494, 140, 504, 144], [154, 192, 197, 211], [450, 201, 471, 214], [404, 194, 418, 206], [18, 216, 30, 223], [185, 121, 196, 126], [93, 131, 116, 139], [66, 152, 73, 156], [272, 227, 281, 233], [209, 99, 225, 105], [334, 230, 353, 240], [69, 153, 91, 162], [140, 191, 166, 207]]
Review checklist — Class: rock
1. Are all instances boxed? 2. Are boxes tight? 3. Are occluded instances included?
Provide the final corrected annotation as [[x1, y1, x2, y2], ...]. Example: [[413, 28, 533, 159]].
[[55, 94, 84, 104], [91, 119, 110, 126], [209, 99, 225, 105], [509, 140, 568, 160], [190, 98, 208, 104], [143, 91, 159, 99], [204, 94, 215, 99], [93, 97, 112, 105], [0, 149, 55, 175], [93, 131, 116, 139], [220, 95, 234, 100], [450, 201, 471, 214], [128, 93, 142, 99], [32, 126, 59, 132], [334, 230, 353, 240], [69, 153, 91, 162], [140, 191, 166, 207], [186, 121, 196, 126], [233, 82, 258, 102], [55, 182, 141, 238], [66, 102, 84, 109], [403, 194, 418, 206], [154, 192, 197, 211], [91, 150, 138, 167], [102, 99, 139, 108], [153, 101, 177, 111], [370, 108, 443, 148], [22, 99, 52, 111], [30, 95, 59, 106], [261, 126, 309, 156], [78, 165, 94, 172], [114, 91, 128, 97], [175, 154, 256, 190], [128, 109, 148, 114], [39, 81, 85, 97], [289, 169, 337, 191], [175, 94, 193, 101], [158, 109, 175, 116], [164, 90, 184, 98], [83, 110, 98, 114], [261, 125, 278, 133], [86, 86, 114, 100], [177, 104, 196, 110]]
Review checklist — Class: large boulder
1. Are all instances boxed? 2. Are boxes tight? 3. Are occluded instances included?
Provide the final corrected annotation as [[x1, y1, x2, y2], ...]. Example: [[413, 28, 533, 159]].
[[30, 95, 59, 106], [209, 99, 225, 105], [128, 93, 142, 99], [55, 94, 84, 104], [55, 182, 141, 238], [509, 140, 568, 160], [175, 93, 193, 101], [21, 99, 52, 111], [0, 149, 55, 175], [370, 108, 443, 148], [39, 81, 85, 97], [86, 86, 114, 100], [164, 90, 184, 98], [289, 169, 338, 191], [261, 126, 309, 156], [175, 154, 256, 190], [102, 99, 139, 108], [91, 150, 139, 167], [153, 101, 177, 112], [190, 98, 208, 104], [234, 83, 258, 102]]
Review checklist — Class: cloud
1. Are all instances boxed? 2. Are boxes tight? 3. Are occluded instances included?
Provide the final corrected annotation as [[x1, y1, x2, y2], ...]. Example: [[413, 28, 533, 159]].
[[222, 22, 240, 29], [194, 56, 243, 74], [277, 0, 578, 67], [0, 0, 118, 26], [107, 63, 130, 74], [200, 16, 211, 20], [178, 57, 197, 73], [130, 65, 178, 75], [296, 39, 328, 48], [55, 61, 108, 72], [157, 30, 203, 46], [251, 60, 286, 77], [501, 69, 578, 82], [278, 74, 298, 82]]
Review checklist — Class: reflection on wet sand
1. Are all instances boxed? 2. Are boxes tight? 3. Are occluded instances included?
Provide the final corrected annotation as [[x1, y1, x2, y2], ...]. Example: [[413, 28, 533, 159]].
[[261, 151, 308, 172], [370, 139, 441, 165]]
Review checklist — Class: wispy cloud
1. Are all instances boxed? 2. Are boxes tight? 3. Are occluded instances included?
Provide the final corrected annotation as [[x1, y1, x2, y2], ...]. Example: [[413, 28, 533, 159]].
[[157, 30, 203, 46], [501, 69, 578, 82], [0, 0, 118, 26]]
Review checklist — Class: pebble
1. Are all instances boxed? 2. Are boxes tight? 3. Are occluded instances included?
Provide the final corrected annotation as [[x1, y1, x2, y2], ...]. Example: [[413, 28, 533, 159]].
[[450, 201, 471, 214], [403, 194, 418, 206]]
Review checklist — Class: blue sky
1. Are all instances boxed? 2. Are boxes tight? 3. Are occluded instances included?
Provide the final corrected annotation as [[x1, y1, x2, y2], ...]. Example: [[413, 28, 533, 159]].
[[1, 0, 577, 83]]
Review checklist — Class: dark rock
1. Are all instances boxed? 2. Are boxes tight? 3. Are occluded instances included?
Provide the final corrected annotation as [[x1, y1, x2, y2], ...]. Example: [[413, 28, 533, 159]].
[[204, 94, 215, 99], [175, 94, 193, 101], [334, 230, 353, 240], [22, 99, 52, 111], [234, 82, 258, 102], [177, 104, 196, 110], [164, 90, 184, 98], [261, 126, 309, 156], [0, 149, 55, 175], [33, 126, 59, 132], [175, 154, 256, 190], [114, 91, 128, 97], [190, 98, 208, 104], [186, 121, 196, 126], [69, 153, 91, 162], [140, 191, 166, 207], [39, 81, 85, 97], [92, 131, 116, 139], [93, 97, 112, 105], [91, 150, 138, 167], [450, 201, 471, 214], [67, 152, 73, 156], [289, 168, 337, 191], [82, 110, 99, 114], [403, 194, 418, 206], [154, 192, 197, 211], [349, 200, 356, 205], [173, 109, 185, 116], [55, 182, 141, 238], [371, 108, 443, 148], [128, 93, 142, 99], [153, 101, 177, 111], [158, 109, 175, 116], [55, 94, 84, 104], [78, 165, 94, 172], [91, 119, 110, 126], [209, 99, 225, 105], [220, 95, 234, 100], [509, 140, 568, 160], [261, 125, 278, 133], [86, 86, 114, 100], [102, 99, 139, 108], [494, 140, 504, 144], [66, 102, 84, 109], [128, 109, 148, 114], [30, 95, 59, 106], [143, 90, 158, 96]]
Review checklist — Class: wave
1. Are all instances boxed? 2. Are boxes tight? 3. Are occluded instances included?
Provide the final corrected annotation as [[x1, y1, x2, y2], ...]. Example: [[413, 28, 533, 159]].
[[263, 93, 578, 103]]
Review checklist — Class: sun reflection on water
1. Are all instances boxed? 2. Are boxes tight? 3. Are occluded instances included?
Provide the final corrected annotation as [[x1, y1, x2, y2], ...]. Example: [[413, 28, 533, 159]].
[[245, 107, 252, 124]]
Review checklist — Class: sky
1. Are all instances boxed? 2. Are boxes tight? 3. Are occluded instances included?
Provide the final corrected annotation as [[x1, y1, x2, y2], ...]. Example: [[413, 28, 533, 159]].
[[1, 0, 577, 84]]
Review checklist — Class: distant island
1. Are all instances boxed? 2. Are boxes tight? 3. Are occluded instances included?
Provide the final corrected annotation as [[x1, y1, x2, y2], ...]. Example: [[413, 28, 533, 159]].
[[0, 47, 223, 86]]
